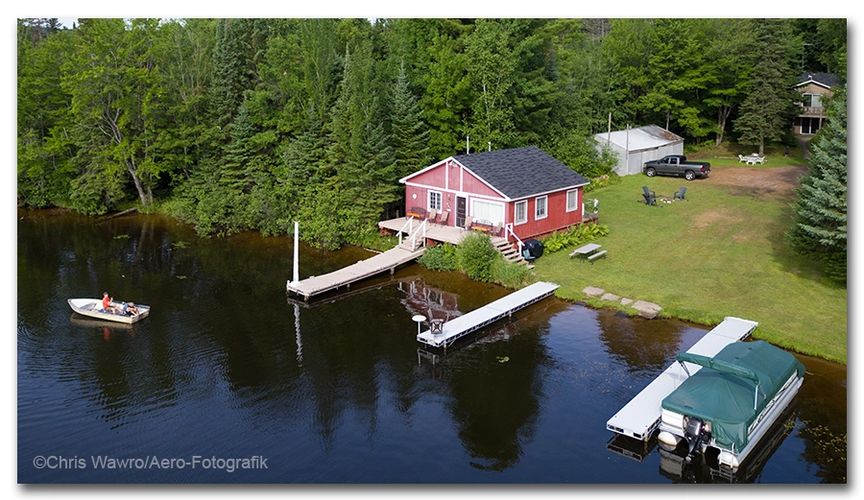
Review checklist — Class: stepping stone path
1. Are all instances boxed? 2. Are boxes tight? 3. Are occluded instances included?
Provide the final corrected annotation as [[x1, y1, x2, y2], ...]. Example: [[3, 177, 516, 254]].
[[582, 286, 662, 319], [632, 300, 663, 319]]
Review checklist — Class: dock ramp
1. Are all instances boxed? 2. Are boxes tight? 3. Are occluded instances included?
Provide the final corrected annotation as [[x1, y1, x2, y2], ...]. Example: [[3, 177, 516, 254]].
[[606, 316, 759, 441], [286, 246, 425, 300], [417, 281, 559, 348]]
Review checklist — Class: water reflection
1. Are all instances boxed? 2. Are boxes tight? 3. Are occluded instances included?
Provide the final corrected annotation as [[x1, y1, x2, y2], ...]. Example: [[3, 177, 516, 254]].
[[597, 311, 686, 374], [17, 210, 847, 483], [793, 355, 847, 482]]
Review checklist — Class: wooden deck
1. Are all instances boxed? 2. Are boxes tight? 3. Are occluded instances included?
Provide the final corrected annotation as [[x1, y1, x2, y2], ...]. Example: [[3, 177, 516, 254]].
[[605, 316, 759, 441], [416, 281, 560, 348], [286, 246, 425, 300], [378, 217, 508, 246]]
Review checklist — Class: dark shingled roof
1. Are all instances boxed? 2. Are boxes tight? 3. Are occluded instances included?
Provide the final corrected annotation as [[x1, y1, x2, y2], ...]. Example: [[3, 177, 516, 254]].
[[452, 146, 589, 199], [796, 72, 840, 88]]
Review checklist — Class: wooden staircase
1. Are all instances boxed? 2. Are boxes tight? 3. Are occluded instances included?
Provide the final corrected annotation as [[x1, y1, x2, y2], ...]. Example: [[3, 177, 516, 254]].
[[492, 237, 534, 269]]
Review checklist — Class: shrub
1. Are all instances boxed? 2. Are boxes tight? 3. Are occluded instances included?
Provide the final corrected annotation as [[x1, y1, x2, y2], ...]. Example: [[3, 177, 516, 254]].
[[550, 131, 617, 178], [490, 258, 531, 288], [455, 233, 498, 282], [418, 243, 458, 271], [584, 173, 620, 193], [542, 223, 610, 253]]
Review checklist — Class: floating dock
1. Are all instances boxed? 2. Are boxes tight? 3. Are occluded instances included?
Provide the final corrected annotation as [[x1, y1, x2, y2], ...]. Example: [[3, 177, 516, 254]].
[[606, 316, 759, 441], [286, 246, 425, 300], [416, 281, 559, 349]]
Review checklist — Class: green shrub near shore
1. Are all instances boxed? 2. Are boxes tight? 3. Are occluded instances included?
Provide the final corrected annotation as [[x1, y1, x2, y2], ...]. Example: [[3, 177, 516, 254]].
[[418, 243, 458, 271], [418, 234, 532, 289]]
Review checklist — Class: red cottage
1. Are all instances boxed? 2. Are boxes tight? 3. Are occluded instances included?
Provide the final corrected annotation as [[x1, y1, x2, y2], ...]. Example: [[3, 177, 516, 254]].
[[396, 146, 591, 242]]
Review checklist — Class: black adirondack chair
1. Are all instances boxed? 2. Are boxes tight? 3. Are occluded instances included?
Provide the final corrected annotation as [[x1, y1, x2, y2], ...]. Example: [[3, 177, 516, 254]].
[[674, 187, 687, 201], [642, 186, 656, 206]]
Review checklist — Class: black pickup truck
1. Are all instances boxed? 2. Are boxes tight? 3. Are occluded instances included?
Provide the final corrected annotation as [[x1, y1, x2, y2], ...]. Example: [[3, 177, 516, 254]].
[[642, 155, 711, 181]]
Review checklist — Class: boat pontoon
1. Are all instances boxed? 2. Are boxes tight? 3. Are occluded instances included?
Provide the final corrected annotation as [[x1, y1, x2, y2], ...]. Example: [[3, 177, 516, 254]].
[[656, 340, 804, 473]]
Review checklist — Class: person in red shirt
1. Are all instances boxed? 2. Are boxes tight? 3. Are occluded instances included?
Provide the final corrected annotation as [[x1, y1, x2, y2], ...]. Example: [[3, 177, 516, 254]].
[[102, 292, 114, 313]]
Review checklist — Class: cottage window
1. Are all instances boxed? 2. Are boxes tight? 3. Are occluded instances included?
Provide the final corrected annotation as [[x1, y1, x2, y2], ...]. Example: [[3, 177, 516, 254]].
[[514, 200, 528, 225], [535, 196, 548, 220], [566, 189, 579, 212], [428, 191, 442, 211]]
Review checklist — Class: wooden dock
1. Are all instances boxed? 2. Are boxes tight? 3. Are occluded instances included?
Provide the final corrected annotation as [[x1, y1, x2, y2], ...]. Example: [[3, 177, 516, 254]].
[[416, 281, 560, 349], [605, 316, 759, 441], [286, 246, 425, 300]]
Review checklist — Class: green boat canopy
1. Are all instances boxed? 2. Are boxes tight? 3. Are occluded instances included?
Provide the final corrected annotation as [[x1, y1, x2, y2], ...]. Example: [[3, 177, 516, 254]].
[[661, 341, 804, 451]]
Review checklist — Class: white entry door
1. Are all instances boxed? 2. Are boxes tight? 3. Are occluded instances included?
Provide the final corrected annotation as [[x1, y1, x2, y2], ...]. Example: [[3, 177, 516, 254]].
[[471, 199, 505, 225]]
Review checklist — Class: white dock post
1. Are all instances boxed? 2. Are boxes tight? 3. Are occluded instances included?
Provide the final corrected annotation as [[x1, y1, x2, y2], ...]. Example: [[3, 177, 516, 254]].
[[292, 221, 299, 284]]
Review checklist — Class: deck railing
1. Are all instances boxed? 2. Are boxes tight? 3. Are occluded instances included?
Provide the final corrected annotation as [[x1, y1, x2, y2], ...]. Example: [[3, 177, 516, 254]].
[[504, 223, 525, 255], [397, 216, 415, 246], [798, 105, 827, 117], [409, 218, 428, 250]]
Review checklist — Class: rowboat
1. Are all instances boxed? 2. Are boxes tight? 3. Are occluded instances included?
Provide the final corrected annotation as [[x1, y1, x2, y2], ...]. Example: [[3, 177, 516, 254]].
[[67, 298, 151, 324]]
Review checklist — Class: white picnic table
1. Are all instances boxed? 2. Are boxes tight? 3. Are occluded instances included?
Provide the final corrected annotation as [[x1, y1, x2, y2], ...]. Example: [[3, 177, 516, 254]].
[[740, 154, 766, 165], [569, 243, 602, 258]]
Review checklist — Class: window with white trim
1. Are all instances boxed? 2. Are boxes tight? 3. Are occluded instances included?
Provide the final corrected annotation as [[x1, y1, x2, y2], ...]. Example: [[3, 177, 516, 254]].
[[514, 200, 528, 224], [535, 196, 548, 220], [428, 190, 442, 211], [566, 189, 579, 212]]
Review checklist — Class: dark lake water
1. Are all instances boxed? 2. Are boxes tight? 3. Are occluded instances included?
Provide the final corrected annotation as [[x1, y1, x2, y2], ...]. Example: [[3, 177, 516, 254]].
[[17, 210, 847, 483]]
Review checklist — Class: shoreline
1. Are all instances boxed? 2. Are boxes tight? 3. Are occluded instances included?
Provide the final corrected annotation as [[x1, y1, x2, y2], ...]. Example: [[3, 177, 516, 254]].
[[17, 206, 846, 365]]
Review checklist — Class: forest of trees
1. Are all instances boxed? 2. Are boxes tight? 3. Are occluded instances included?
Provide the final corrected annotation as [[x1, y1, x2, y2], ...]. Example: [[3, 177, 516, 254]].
[[17, 18, 847, 248]]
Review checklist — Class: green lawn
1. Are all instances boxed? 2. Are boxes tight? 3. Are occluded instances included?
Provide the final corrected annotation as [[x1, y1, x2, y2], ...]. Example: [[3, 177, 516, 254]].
[[534, 173, 847, 364], [687, 142, 809, 168]]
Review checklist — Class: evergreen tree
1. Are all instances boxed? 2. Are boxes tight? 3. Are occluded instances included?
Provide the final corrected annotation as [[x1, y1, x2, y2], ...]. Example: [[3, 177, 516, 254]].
[[790, 89, 847, 282], [211, 19, 255, 125], [389, 62, 430, 178], [733, 19, 799, 155], [219, 102, 259, 192], [281, 114, 329, 188]]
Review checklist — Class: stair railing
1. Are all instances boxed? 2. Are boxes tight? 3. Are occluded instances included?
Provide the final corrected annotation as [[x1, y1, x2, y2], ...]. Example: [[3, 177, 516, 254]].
[[398, 216, 415, 246], [504, 223, 525, 255]]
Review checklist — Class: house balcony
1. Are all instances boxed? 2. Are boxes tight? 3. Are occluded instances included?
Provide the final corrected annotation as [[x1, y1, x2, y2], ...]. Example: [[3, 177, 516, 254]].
[[797, 105, 827, 118]]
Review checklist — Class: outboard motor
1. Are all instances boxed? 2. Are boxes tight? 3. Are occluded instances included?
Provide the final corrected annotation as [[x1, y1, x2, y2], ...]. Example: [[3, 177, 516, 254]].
[[684, 418, 710, 463], [522, 239, 544, 261]]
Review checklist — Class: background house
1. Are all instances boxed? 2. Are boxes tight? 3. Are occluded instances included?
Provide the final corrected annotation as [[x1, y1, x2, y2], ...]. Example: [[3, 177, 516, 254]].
[[593, 125, 684, 176], [792, 72, 838, 138], [398, 146, 590, 241]]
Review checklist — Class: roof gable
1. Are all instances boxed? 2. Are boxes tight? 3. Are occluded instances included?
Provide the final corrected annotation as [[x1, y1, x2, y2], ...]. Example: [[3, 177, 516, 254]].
[[794, 72, 840, 89]]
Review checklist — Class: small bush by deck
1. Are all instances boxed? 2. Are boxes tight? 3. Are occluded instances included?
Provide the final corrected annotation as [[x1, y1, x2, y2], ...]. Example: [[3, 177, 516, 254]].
[[419, 234, 532, 289]]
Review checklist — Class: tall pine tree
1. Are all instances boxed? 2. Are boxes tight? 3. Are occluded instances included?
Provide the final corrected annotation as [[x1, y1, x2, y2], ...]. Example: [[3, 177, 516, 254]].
[[790, 89, 847, 282], [389, 62, 430, 179], [733, 19, 799, 155], [211, 19, 255, 126]]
